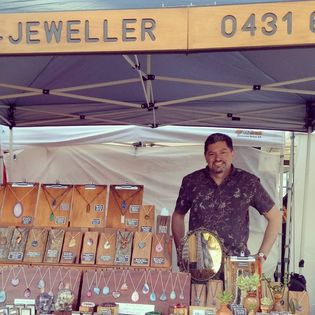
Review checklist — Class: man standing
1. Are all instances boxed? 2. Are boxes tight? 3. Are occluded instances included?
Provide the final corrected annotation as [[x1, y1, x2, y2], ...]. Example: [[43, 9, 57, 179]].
[[172, 133, 281, 261]]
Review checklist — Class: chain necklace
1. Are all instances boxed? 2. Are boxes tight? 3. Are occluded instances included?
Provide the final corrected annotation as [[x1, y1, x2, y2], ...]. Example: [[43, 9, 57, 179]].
[[154, 233, 165, 253], [129, 270, 145, 302], [208, 280, 222, 306], [101, 269, 114, 296], [149, 269, 161, 302], [102, 231, 116, 250], [118, 231, 132, 250], [37, 266, 50, 290], [74, 185, 106, 213], [13, 227, 27, 246], [136, 232, 152, 249], [169, 272, 177, 300], [0, 266, 12, 303], [159, 271, 172, 301], [178, 273, 189, 300], [30, 228, 47, 248], [193, 283, 206, 306], [112, 269, 125, 299], [22, 266, 39, 298], [111, 186, 141, 224], [42, 185, 72, 222], [85, 270, 96, 297], [67, 231, 81, 248], [10, 265, 23, 287], [143, 205, 154, 221]]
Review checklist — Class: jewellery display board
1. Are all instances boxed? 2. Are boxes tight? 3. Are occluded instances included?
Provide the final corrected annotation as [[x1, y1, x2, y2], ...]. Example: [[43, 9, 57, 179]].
[[80, 269, 191, 315], [107, 185, 143, 230], [1, 184, 39, 226], [138, 205, 155, 233], [7, 227, 29, 262], [114, 230, 133, 266], [70, 185, 107, 228], [0, 227, 15, 262], [0, 265, 81, 305], [23, 228, 48, 263], [131, 232, 152, 267], [43, 229, 65, 263], [35, 184, 73, 227], [191, 283, 207, 307], [96, 228, 117, 266], [60, 229, 84, 264], [150, 233, 172, 269], [206, 279, 223, 309], [81, 231, 99, 264]]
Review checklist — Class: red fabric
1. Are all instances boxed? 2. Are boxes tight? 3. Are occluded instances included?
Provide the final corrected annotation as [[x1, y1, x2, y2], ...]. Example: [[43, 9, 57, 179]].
[[2, 162, 7, 185]]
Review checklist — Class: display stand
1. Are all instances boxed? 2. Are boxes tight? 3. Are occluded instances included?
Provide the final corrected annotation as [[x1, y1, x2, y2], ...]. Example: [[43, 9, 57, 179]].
[[23, 228, 48, 263]]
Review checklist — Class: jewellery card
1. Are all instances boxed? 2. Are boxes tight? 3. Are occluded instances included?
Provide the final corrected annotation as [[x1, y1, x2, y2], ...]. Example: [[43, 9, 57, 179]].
[[96, 228, 117, 265], [23, 228, 48, 263], [191, 283, 207, 307], [7, 227, 29, 261], [131, 232, 152, 267], [206, 279, 223, 309], [0, 227, 14, 261], [189, 306, 216, 315], [2, 184, 39, 226], [114, 230, 133, 266], [34, 184, 73, 227], [150, 233, 172, 269], [81, 231, 99, 264], [107, 185, 143, 230], [43, 229, 65, 263], [70, 185, 107, 228], [60, 229, 84, 264], [138, 205, 155, 233]]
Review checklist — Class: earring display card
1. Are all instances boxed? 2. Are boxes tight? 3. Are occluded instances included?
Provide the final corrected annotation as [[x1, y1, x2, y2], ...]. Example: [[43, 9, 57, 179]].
[[23, 228, 48, 263], [1, 184, 39, 226], [150, 233, 172, 269], [131, 232, 152, 267], [206, 279, 223, 309], [0, 227, 14, 261], [43, 229, 65, 263], [34, 184, 73, 227], [191, 283, 207, 307], [138, 205, 155, 233], [106, 185, 143, 230], [70, 185, 107, 228], [7, 227, 29, 261], [60, 229, 83, 264], [81, 231, 99, 264], [114, 230, 133, 266], [96, 228, 117, 265]]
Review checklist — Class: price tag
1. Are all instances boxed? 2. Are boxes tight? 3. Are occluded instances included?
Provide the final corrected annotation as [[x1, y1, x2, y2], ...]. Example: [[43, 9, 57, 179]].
[[94, 204, 104, 212], [62, 251, 74, 261], [82, 253, 95, 262], [129, 205, 140, 213], [22, 216, 32, 225], [55, 216, 66, 225], [132, 258, 148, 265], [91, 218, 101, 225], [8, 251, 23, 260]]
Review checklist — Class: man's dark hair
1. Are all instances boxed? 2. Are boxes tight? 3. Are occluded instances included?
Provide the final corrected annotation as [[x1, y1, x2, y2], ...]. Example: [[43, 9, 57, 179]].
[[204, 133, 234, 155]]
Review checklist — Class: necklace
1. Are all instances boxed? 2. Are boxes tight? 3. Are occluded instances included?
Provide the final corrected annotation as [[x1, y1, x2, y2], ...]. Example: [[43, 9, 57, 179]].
[[142, 270, 150, 295], [68, 231, 81, 248], [137, 232, 152, 249], [149, 269, 161, 302], [93, 271, 101, 295], [70, 269, 81, 292], [30, 228, 47, 248], [85, 270, 97, 297], [118, 231, 132, 250], [50, 229, 64, 246], [103, 231, 116, 250], [10, 265, 23, 287], [37, 266, 50, 290], [13, 227, 27, 246], [169, 272, 177, 300], [128, 270, 145, 302], [112, 269, 125, 299], [178, 273, 189, 300], [111, 186, 141, 224], [193, 283, 206, 306], [159, 271, 172, 301], [101, 269, 114, 296], [143, 205, 154, 221], [74, 185, 106, 213], [48, 267, 62, 296], [154, 234, 165, 253], [42, 186, 72, 222], [120, 269, 129, 291], [7, 184, 36, 218], [208, 280, 222, 306], [0, 267, 12, 303], [22, 266, 39, 298], [0, 228, 10, 246]]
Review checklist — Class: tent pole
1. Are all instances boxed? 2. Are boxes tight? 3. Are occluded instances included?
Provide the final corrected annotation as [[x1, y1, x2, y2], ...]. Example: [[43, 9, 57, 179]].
[[9, 128, 13, 183]]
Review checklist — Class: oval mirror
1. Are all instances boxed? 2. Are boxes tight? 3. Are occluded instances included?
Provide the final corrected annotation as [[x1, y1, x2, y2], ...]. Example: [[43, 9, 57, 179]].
[[179, 228, 224, 281]]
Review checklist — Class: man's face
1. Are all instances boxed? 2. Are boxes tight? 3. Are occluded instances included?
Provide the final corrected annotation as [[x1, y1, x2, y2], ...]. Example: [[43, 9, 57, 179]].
[[205, 140, 234, 175]]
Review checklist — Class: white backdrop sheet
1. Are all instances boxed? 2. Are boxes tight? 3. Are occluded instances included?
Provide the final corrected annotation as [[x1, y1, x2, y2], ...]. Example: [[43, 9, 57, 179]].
[[4, 143, 281, 275]]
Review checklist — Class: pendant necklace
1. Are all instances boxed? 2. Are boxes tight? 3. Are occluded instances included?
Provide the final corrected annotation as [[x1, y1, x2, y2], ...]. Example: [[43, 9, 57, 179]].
[[143, 205, 154, 221], [93, 271, 101, 295], [37, 266, 50, 290], [142, 270, 150, 295], [58, 268, 71, 291], [159, 271, 171, 302], [85, 270, 97, 298], [208, 280, 222, 307], [70, 269, 81, 292], [128, 270, 145, 302], [68, 231, 81, 248], [14, 227, 26, 246], [111, 187, 141, 224], [103, 231, 115, 250], [0, 267, 12, 303], [10, 265, 22, 287], [193, 283, 205, 306], [112, 269, 125, 299], [0, 228, 9, 246], [118, 231, 132, 250], [169, 272, 177, 300], [49, 229, 64, 247], [74, 185, 106, 213], [47, 267, 62, 297], [137, 232, 152, 249], [120, 269, 129, 291], [30, 228, 47, 248], [154, 234, 165, 253], [42, 186, 72, 222], [7, 184, 36, 219], [101, 269, 114, 296], [22, 265, 39, 298], [178, 273, 189, 300], [149, 269, 160, 302]]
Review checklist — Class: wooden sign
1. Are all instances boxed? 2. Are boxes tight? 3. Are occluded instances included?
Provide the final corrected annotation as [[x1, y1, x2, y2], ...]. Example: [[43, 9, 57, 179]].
[[1, 183, 39, 226], [114, 230, 133, 266], [131, 231, 152, 267], [150, 233, 172, 269], [0, 227, 15, 261], [60, 229, 83, 264], [138, 205, 155, 233], [7, 227, 29, 261], [43, 228, 65, 263], [96, 228, 117, 265], [23, 228, 48, 263], [81, 231, 99, 264], [107, 185, 143, 231], [70, 185, 107, 228], [35, 184, 73, 227]]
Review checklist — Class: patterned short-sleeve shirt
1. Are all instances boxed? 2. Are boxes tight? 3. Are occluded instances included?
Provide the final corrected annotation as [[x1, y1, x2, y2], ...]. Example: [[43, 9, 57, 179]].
[[174, 165, 274, 256]]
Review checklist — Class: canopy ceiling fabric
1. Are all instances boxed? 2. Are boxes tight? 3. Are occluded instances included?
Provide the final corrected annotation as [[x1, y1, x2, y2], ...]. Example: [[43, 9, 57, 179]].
[[0, 1, 314, 132]]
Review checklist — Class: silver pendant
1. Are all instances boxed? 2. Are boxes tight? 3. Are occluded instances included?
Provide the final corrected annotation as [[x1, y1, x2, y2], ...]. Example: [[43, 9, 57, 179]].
[[138, 241, 145, 249], [112, 291, 120, 299], [170, 290, 176, 300], [11, 278, 19, 287], [37, 279, 45, 289], [159, 291, 167, 301], [131, 290, 139, 302], [142, 283, 150, 294], [93, 287, 100, 295], [13, 202, 23, 218], [102, 286, 110, 295]]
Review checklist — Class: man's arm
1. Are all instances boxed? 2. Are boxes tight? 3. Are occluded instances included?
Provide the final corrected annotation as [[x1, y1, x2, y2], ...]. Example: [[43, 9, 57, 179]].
[[171, 211, 186, 249], [258, 205, 282, 258]]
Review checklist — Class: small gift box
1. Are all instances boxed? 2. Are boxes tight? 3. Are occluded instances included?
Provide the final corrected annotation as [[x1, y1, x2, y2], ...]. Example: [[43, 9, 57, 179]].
[[169, 303, 188, 315]]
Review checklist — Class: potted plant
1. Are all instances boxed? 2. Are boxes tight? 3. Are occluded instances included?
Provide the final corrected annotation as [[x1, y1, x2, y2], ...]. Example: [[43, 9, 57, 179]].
[[217, 291, 233, 315], [260, 296, 273, 313]]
